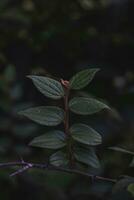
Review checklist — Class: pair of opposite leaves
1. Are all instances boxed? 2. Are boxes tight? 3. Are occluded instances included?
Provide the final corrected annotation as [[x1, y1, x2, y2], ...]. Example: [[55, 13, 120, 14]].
[[20, 68, 110, 168]]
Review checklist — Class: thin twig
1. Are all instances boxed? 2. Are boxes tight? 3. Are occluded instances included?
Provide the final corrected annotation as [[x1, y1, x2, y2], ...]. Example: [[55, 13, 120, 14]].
[[0, 161, 117, 183]]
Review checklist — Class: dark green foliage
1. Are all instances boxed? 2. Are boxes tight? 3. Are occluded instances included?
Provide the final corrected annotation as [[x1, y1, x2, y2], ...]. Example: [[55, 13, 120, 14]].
[[74, 147, 100, 169], [69, 97, 109, 115], [20, 68, 110, 168], [50, 151, 68, 167], [30, 130, 66, 149], [70, 123, 102, 145], [20, 106, 64, 126], [28, 76, 64, 99], [109, 147, 134, 168], [109, 147, 134, 156], [0, 1, 134, 199], [70, 68, 100, 90]]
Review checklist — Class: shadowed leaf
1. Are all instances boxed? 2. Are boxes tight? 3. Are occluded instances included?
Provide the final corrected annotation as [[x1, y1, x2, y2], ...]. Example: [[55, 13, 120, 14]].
[[69, 97, 110, 115], [70, 123, 102, 146], [30, 130, 66, 149], [50, 151, 68, 166], [74, 147, 100, 168], [109, 147, 134, 156], [19, 106, 64, 126]]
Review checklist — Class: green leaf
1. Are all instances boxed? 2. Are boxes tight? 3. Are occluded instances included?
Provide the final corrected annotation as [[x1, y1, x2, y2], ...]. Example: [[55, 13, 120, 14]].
[[127, 184, 134, 196], [28, 76, 64, 99], [19, 106, 64, 126], [50, 151, 68, 167], [70, 68, 100, 90], [69, 97, 109, 115], [109, 147, 134, 156], [74, 147, 100, 168], [70, 123, 102, 146], [29, 130, 66, 149]]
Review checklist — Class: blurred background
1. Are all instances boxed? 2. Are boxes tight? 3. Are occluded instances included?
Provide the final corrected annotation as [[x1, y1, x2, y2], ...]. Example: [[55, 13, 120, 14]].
[[0, 0, 134, 199]]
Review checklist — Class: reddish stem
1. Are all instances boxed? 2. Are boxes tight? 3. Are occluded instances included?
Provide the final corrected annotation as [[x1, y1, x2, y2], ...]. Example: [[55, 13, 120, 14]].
[[61, 79, 74, 167]]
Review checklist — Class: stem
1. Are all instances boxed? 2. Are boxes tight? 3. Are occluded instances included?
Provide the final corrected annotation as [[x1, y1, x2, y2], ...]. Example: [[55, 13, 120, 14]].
[[64, 89, 69, 136], [0, 161, 117, 183], [64, 87, 74, 167]]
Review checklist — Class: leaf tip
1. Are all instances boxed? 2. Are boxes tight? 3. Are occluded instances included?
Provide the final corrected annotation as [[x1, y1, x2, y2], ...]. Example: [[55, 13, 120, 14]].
[[27, 75, 33, 79]]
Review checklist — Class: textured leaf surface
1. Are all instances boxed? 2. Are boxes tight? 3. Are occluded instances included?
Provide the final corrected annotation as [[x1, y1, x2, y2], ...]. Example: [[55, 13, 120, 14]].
[[29, 130, 66, 149], [69, 97, 109, 115], [28, 76, 64, 99], [74, 147, 100, 168], [19, 106, 64, 126], [70, 68, 100, 90], [70, 123, 102, 146], [50, 151, 68, 167]]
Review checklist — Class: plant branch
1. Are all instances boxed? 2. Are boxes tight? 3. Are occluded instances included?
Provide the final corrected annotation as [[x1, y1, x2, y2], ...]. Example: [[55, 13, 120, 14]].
[[0, 161, 117, 183], [63, 84, 75, 167], [64, 88, 69, 136]]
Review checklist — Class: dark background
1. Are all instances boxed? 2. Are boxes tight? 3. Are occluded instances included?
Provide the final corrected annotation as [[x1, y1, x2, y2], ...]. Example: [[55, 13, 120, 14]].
[[0, 0, 134, 199]]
